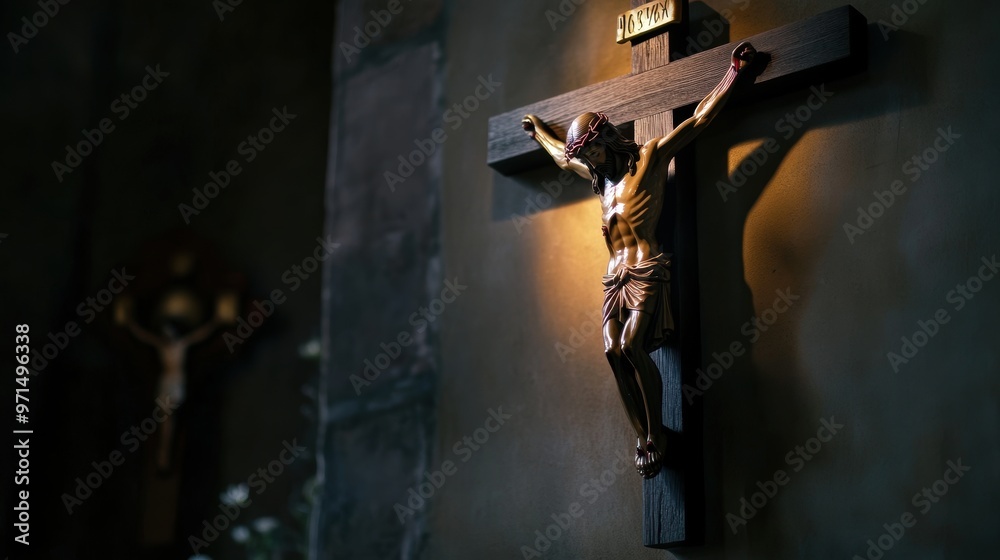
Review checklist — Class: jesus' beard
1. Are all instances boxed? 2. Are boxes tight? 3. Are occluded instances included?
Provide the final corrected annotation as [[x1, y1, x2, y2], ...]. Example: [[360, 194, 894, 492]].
[[595, 153, 625, 186]]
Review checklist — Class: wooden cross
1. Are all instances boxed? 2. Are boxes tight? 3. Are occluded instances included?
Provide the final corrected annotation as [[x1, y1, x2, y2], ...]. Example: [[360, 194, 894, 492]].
[[487, 1, 866, 548]]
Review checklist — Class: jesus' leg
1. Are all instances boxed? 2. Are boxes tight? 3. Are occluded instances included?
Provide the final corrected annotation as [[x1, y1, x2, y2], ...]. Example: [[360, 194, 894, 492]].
[[604, 317, 650, 474], [620, 310, 666, 478]]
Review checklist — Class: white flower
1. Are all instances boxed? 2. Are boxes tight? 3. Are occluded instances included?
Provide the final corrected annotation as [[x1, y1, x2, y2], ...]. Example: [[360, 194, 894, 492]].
[[252, 516, 280, 533], [220, 484, 250, 506], [231, 525, 251, 543], [298, 338, 321, 358]]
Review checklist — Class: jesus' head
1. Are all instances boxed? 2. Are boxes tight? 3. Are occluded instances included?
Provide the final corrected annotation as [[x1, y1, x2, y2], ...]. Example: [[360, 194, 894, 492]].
[[564, 112, 641, 195]]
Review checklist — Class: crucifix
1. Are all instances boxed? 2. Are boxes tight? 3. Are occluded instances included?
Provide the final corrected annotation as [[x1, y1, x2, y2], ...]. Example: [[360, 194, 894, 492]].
[[487, 0, 866, 548], [115, 288, 237, 472], [110, 237, 244, 550]]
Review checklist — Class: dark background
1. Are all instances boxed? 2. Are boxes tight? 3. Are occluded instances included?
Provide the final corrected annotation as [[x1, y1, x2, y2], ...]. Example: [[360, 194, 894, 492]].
[[1, 0, 334, 558]]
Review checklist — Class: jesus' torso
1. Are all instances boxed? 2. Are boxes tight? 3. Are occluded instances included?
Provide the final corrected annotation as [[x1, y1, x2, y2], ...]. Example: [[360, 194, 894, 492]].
[[600, 141, 671, 275]]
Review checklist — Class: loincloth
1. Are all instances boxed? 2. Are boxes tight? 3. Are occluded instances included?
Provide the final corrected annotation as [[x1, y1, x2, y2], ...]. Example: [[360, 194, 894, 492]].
[[602, 253, 675, 351]]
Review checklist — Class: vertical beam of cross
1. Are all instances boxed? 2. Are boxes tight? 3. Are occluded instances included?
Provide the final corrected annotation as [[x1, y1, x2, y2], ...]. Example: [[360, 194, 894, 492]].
[[628, 0, 703, 548]]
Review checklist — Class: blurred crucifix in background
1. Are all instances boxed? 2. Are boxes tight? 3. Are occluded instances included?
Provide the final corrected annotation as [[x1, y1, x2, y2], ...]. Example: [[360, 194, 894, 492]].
[[115, 282, 237, 472], [112, 235, 244, 551]]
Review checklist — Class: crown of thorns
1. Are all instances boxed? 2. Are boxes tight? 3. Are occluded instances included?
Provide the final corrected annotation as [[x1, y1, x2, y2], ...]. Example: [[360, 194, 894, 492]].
[[564, 112, 609, 162]]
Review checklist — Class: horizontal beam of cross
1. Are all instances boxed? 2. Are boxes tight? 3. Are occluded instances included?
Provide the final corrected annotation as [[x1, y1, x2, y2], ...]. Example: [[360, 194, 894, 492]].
[[487, 5, 866, 175]]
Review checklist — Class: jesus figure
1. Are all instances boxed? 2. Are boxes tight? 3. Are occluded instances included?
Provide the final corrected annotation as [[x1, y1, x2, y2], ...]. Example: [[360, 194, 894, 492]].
[[521, 42, 756, 478]]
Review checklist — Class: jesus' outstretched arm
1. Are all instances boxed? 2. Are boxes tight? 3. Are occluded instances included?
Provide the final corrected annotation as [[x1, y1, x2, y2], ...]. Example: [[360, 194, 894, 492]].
[[655, 41, 756, 154], [521, 114, 591, 180]]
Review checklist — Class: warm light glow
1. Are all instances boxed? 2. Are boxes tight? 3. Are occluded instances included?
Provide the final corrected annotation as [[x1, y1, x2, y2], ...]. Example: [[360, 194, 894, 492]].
[[553, 2, 631, 99], [737, 128, 846, 301], [493, 194, 607, 372]]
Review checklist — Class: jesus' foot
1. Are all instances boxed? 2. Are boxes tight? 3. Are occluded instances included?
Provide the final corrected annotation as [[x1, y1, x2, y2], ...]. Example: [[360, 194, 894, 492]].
[[639, 440, 663, 478], [633, 432, 668, 478], [634, 439, 647, 476]]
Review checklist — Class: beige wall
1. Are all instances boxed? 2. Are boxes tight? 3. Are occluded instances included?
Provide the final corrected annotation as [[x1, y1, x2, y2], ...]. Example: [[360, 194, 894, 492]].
[[432, 0, 999, 558]]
